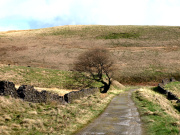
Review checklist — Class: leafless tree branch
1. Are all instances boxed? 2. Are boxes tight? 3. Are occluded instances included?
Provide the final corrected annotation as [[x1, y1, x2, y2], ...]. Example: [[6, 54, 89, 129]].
[[72, 48, 115, 93]]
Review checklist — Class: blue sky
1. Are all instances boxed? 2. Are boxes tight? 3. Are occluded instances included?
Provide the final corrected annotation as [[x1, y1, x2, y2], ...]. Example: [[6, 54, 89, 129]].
[[1, 0, 180, 31]]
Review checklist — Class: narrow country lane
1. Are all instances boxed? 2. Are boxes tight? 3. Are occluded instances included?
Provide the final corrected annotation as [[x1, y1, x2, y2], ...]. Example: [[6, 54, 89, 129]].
[[74, 89, 143, 135]]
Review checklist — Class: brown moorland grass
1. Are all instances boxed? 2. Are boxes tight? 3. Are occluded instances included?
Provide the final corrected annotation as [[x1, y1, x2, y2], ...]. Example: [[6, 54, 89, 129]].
[[0, 25, 180, 85]]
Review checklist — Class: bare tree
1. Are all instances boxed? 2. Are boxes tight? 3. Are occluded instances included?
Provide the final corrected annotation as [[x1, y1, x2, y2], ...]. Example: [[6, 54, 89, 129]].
[[73, 48, 115, 93]]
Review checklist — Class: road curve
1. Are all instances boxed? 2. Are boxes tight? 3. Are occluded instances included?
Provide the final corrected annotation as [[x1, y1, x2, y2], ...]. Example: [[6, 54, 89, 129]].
[[74, 89, 143, 135]]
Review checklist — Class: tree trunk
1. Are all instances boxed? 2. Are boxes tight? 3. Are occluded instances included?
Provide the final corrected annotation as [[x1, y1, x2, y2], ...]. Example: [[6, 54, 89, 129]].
[[100, 80, 111, 93]]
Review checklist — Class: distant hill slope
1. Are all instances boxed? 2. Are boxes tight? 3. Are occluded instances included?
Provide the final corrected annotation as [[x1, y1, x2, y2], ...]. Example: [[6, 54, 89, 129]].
[[0, 25, 180, 84]]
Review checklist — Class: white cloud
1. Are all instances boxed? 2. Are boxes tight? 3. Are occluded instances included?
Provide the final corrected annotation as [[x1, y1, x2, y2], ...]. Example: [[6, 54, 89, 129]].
[[143, 0, 180, 26], [1, 0, 180, 31], [18, 0, 72, 20], [94, 0, 149, 25], [0, 25, 20, 32], [155, 1, 180, 26]]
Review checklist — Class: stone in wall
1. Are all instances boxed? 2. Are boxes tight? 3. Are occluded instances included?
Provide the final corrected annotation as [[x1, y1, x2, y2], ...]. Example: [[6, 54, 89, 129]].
[[64, 88, 98, 103], [170, 77, 176, 82], [17, 85, 39, 102], [0, 81, 18, 98], [158, 78, 180, 103], [41, 90, 64, 103], [162, 78, 170, 85], [158, 83, 168, 94], [167, 92, 179, 100]]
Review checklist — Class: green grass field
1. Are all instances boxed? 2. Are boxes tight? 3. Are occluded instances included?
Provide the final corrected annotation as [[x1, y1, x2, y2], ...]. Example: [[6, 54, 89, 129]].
[[0, 64, 72, 89]]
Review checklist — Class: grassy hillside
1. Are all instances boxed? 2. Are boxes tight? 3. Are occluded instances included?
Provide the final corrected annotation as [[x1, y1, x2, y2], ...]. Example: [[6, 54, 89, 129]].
[[0, 25, 180, 85], [0, 64, 70, 88], [133, 87, 180, 135], [1, 25, 180, 134]]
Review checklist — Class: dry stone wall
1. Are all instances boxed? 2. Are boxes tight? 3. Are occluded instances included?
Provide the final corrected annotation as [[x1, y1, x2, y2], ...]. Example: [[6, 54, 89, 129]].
[[0, 81, 18, 98], [64, 88, 98, 103], [17, 85, 64, 104], [157, 77, 180, 103], [0, 81, 99, 104]]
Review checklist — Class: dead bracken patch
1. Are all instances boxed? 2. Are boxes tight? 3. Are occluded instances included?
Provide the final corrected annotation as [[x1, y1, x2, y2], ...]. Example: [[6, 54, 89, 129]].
[[10, 46, 28, 52]]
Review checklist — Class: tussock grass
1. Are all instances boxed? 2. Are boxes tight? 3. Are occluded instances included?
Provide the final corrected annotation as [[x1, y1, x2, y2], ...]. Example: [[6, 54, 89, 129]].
[[133, 88, 180, 135], [0, 86, 124, 135]]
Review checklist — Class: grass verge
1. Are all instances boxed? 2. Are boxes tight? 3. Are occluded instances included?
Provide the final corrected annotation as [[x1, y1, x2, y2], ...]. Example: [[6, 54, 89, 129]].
[[0, 86, 124, 135], [133, 87, 180, 135]]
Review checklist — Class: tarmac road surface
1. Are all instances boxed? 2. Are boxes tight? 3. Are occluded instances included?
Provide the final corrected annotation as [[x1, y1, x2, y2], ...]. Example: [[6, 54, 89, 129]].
[[74, 89, 143, 135]]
